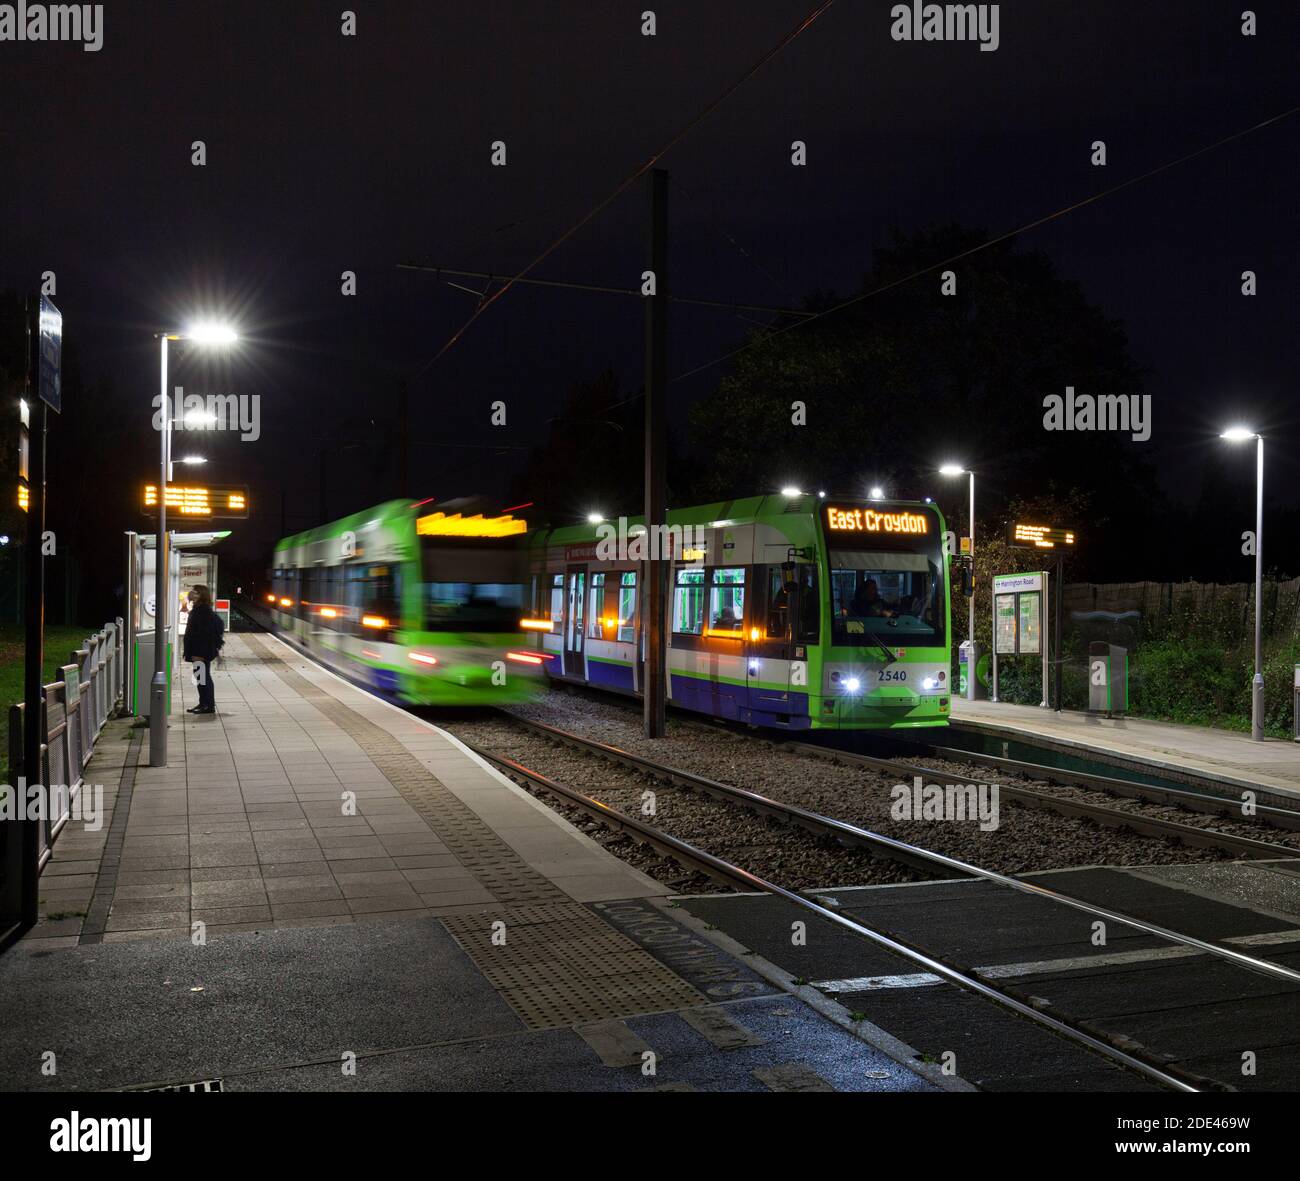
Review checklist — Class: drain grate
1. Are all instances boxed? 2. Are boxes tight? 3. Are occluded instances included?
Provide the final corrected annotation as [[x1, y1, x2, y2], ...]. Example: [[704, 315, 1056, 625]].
[[442, 903, 706, 1029]]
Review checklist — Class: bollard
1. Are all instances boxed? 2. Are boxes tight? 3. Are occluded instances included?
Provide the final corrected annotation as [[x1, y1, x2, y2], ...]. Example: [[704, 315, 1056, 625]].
[[149, 672, 168, 766]]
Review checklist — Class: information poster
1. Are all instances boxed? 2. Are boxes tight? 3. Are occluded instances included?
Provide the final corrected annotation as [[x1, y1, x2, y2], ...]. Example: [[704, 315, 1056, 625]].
[[995, 595, 1016, 654], [1018, 591, 1041, 654]]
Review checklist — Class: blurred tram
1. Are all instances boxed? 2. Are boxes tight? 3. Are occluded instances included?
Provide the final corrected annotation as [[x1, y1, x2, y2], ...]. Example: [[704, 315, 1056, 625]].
[[526, 494, 963, 731], [268, 498, 544, 705]]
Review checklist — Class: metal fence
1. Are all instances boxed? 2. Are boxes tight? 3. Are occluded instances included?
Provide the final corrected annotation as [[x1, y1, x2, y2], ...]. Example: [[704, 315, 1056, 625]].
[[1065, 578, 1300, 642], [6, 617, 126, 872]]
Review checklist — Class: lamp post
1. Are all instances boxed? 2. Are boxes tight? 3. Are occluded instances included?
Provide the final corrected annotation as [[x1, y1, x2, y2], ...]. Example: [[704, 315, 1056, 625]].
[[1221, 427, 1264, 741], [940, 464, 977, 700], [150, 325, 237, 767]]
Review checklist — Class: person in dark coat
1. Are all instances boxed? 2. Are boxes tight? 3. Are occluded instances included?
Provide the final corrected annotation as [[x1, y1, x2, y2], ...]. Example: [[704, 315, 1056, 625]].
[[182, 584, 224, 714]]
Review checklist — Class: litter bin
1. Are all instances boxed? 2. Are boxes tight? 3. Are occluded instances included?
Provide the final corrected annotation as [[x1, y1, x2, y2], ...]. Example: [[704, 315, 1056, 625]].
[[132, 627, 173, 715], [1089, 642, 1128, 715]]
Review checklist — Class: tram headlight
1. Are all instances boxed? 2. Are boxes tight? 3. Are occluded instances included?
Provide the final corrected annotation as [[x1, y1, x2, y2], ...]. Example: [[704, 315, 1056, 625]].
[[844, 677, 860, 693], [922, 676, 936, 690]]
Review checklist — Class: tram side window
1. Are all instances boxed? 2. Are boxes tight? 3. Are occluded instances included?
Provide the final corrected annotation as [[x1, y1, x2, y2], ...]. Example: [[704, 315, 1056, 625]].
[[708, 568, 745, 636], [550, 574, 563, 626], [618, 572, 636, 642], [765, 566, 790, 639], [796, 565, 819, 643], [589, 573, 607, 639], [362, 565, 400, 627], [673, 568, 705, 635]]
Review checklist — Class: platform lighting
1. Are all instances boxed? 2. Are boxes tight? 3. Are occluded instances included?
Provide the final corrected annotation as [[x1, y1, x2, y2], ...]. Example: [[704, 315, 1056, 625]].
[[817, 491, 826, 499], [586, 513, 604, 524], [939, 463, 977, 701], [179, 455, 207, 465], [150, 322, 240, 769], [780, 486, 801, 497], [1220, 427, 1264, 740], [869, 486, 884, 500]]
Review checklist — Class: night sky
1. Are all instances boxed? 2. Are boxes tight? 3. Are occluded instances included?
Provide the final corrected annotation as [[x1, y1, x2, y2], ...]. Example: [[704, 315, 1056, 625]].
[[2, 1, 1297, 600]]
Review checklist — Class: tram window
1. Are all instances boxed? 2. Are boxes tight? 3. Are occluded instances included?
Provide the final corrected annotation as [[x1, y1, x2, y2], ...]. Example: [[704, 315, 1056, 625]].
[[673, 568, 705, 635], [589, 572, 607, 639], [828, 549, 940, 644], [765, 567, 791, 639], [796, 565, 820, 643], [550, 574, 563, 625], [618, 572, 637, 642], [708, 568, 745, 636]]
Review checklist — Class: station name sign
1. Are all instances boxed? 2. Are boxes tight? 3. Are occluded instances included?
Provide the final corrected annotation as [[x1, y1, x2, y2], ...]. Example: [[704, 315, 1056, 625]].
[[143, 484, 249, 519], [825, 506, 930, 535], [1007, 522, 1075, 549]]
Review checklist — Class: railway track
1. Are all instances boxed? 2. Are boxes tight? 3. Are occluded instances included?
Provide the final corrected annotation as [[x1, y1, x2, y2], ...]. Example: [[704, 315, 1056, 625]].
[[460, 722, 1300, 1094], [902, 739, 1300, 831], [536, 679, 1300, 842], [781, 740, 1299, 860]]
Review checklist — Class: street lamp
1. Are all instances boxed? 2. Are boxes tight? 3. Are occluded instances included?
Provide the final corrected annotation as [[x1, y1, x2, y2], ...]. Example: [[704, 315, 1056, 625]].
[[586, 512, 604, 524], [150, 326, 238, 767], [940, 463, 977, 700], [1220, 427, 1264, 740], [179, 455, 207, 466]]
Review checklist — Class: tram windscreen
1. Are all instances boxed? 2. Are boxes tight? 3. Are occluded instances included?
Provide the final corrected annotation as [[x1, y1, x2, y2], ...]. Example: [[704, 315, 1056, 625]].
[[829, 548, 944, 646], [421, 542, 526, 632]]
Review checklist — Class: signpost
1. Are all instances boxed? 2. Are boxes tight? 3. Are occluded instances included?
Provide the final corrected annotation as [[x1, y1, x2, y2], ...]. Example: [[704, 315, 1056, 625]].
[[19, 295, 61, 929], [991, 571, 1049, 707]]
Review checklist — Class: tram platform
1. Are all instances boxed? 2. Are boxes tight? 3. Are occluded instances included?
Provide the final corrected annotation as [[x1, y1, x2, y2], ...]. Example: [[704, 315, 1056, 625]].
[[0, 632, 932, 1093], [950, 698, 1300, 800]]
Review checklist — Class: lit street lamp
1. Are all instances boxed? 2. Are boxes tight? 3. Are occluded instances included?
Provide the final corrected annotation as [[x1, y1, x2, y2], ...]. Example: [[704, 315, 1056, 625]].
[[940, 463, 977, 700], [1220, 427, 1264, 741], [150, 325, 237, 767]]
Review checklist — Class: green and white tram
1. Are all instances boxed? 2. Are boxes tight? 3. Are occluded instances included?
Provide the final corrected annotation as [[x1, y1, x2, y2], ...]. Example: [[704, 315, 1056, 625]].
[[526, 494, 958, 730], [269, 498, 543, 705]]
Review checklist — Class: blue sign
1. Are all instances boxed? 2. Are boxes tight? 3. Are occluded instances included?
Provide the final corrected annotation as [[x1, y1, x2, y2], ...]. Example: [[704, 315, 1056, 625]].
[[38, 295, 62, 413]]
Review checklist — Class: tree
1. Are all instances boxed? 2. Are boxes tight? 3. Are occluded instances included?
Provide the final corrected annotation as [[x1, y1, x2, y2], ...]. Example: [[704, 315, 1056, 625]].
[[685, 225, 1165, 579]]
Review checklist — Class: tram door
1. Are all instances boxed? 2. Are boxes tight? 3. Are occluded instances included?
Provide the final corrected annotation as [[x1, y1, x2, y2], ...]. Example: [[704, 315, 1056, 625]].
[[564, 565, 586, 678]]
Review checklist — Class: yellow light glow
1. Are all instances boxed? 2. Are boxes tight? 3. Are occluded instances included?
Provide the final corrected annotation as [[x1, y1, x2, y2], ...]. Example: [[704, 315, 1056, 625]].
[[520, 618, 553, 631], [279, 597, 293, 608], [682, 547, 706, 561], [750, 626, 762, 642], [319, 607, 338, 618], [362, 614, 389, 629], [704, 628, 744, 639], [18, 483, 29, 511], [266, 593, 276, 603], [604, 616, 616, 632], [417, 511, 527, 538]]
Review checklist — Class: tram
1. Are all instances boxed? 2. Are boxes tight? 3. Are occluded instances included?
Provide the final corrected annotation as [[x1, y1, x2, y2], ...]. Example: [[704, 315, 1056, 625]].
[[525, 494, 961, 730], [268, 498, 544, 704]]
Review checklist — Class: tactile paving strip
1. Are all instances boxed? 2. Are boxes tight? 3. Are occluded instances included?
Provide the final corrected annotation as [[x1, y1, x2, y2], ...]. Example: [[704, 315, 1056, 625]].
[[441, 903, 707, 1028], [242, 634, 567, 906]]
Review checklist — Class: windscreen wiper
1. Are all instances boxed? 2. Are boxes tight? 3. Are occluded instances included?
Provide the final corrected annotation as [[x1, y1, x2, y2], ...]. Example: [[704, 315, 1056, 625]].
[[866, 635, 897, 665]]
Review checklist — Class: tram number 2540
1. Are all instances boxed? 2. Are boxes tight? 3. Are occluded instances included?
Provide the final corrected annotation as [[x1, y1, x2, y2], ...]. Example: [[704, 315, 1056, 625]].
[[879, 669, 907, 682]]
